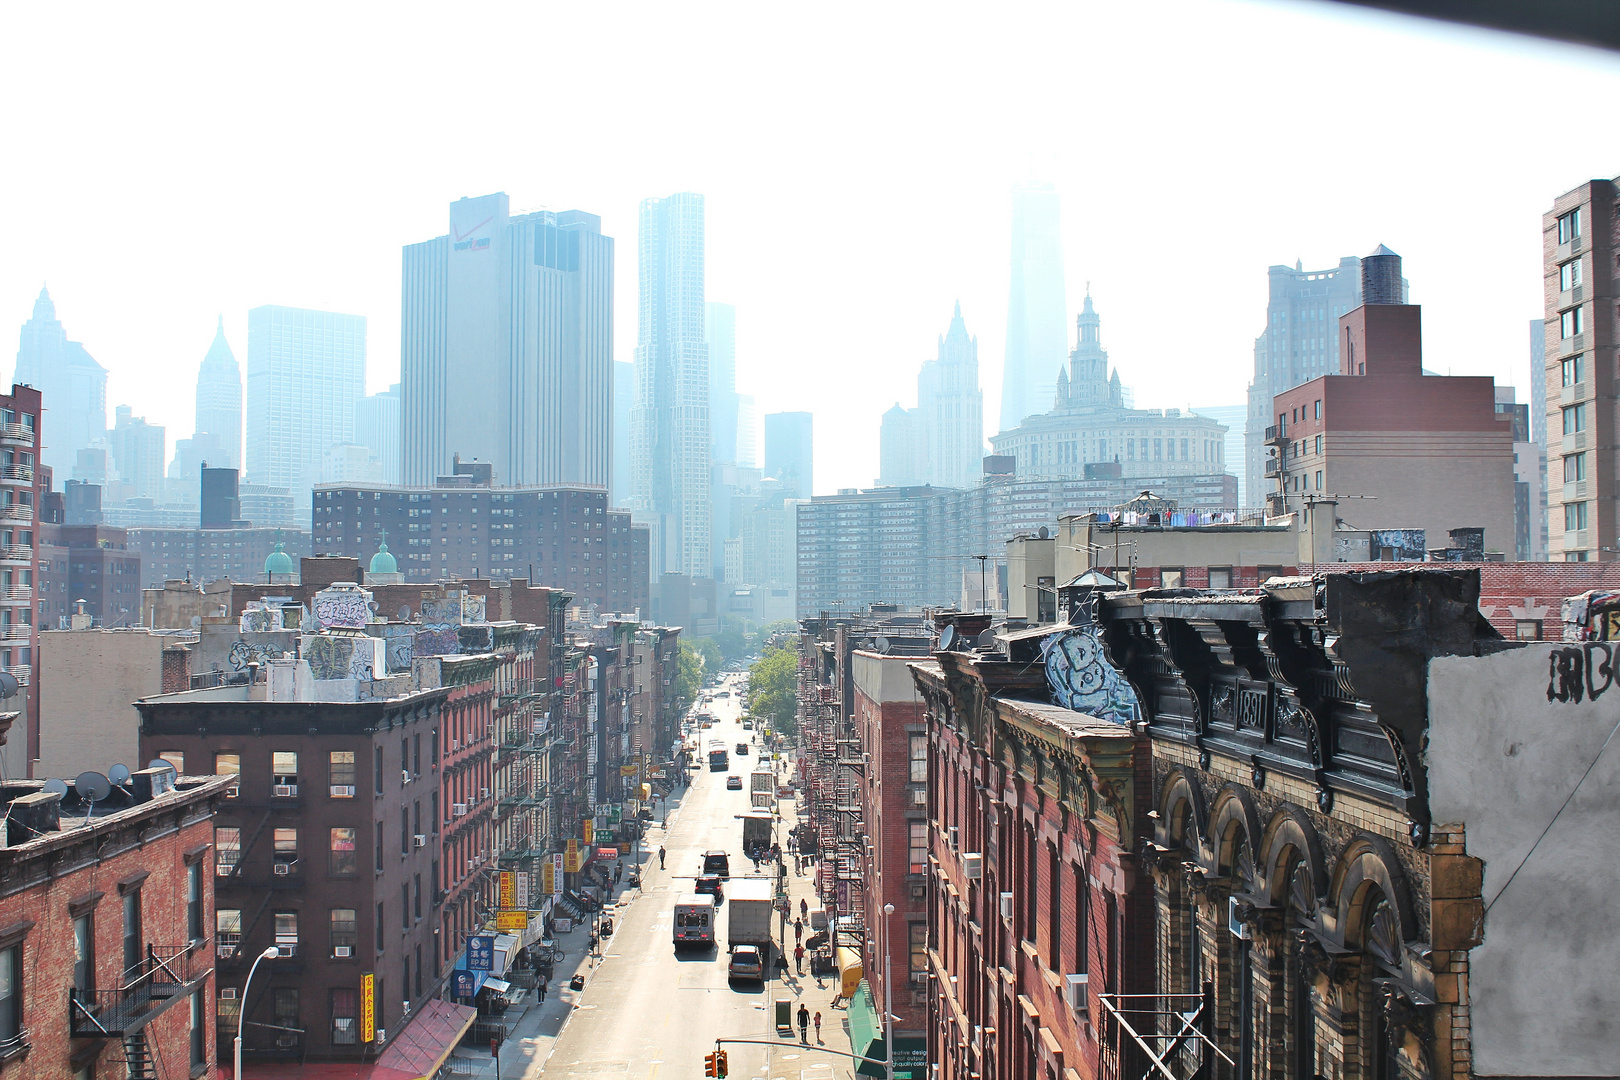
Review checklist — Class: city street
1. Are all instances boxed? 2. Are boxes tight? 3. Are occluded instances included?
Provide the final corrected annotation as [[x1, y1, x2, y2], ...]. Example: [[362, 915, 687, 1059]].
[[491, 672, 859, 1080]]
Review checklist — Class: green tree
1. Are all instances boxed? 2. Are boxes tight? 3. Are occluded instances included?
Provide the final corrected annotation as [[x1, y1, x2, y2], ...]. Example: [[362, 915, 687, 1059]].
[[690, 636, 722, 674], [674, 640, 704, 714], [748, 643, 799, 736]]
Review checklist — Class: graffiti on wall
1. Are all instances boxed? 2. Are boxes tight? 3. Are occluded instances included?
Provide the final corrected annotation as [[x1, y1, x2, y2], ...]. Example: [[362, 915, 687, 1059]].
[[1369, 529, 1426, 563], [313, 587, 371, 630], [1561, 590, 1620, 643], [378, 624, 415, 674], [420, 594, 463, 625], [462, 592, 487, 625], [302, 634, 376, 681], [414, 624, 460, 657], [1547, 642, 1619, 703], [1043, 626, 1142, 726], [226, 639, 277, 672], [458, 624, 494, 654], [239, 604, 284, 633]]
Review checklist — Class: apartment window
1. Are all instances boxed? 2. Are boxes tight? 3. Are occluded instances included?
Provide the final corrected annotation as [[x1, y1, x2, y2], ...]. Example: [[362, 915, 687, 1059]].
[[909, 822, 928, 874], [331, 908, 357, 957], [330, 751, 356, 795], [331, 988, 359, 1045], [401, 807, 410, 857], [1258, 565, 1282, 583], [123, 889, 143, 980], [73, 913, 94, 994], [1315, 470, 1323, 490], [1073, 863, 1090, 973], [431, 792, 439, 833], [376, 902, 386, 952], [909, 735, 927, 783], [1516, 620, 1544, 641], [207, 896, 249, 959], [1153, 439, 1162, 460], [416, 945, 424, 999], [414, 734, 421, 775], [1313, 399, 1321, 420], [1560, 306, 1585, 338], [158, 750, 184, 773], [216, 826, 241, 877], [401, 738, 409, 784], [191, 989, 206, 1068], [214, 753, 240, 795], [330, 827, 358, 876], [1565, 453, 1587, 483], [274, 827, 298, 871], [1560, 258, 1584, 291], [1208, 567, 1232, 589], [0, 945, 18, 1046], [272, 989, 299, 1049], [274, 911, 298, 954], [909, 922, 928, 978], [414, 874, 423, 920], [1048, 845, 1062, 970], [1314, 435, 1322, 456], [375, 821, 384, 872], [1566, 502, 1588, 531], [271, 751, 298, 791], [374, 746, 384, 794], [1569, 550, 1591, 562], [1159, 568, 1184, 588], [1558, 207, 1582, 243], [187, 861, 204, 941], [1563, 403, 1587, 434], [1562, 355, 1585, 386]]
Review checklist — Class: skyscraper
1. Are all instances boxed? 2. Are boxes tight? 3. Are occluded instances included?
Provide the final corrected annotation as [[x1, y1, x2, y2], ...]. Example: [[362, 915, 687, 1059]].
[[764, 412, 814, 499], [631, 193, 710, 577], [108, 405, 166, 500], [1528, 319, 1548, 560], [1000, 182, 1068, 434], [13, 287, 106, 479], [194, 316, 242, 469], [707, 301, 740, 465], [613, 360, 634, 506], [353, 383, 400, 484], [245, 305, 366, 522], [880, 304, 984, 489], [401, 192, 614, 489]]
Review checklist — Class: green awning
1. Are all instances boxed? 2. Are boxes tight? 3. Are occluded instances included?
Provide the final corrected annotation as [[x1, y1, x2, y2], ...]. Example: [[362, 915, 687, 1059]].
[[847, 980, 886, 1078]]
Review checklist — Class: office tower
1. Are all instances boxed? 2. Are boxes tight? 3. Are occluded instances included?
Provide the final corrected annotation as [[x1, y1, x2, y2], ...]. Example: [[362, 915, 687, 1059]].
[[194, 315, 242, 469], [200, 465, 241, 529], [1544, 180, 1618, 561], [612, 360, 633, 506], [883, 304, 984, 490], [401, 193, 614, 490], [1001, 182, 1068, 433], [631, 192, 710, 577], [707, 302, 740, 465], [1529, 319, 1549, 559], [736, 395, 757, 469], [764, 411, 813, 499], [1495, 388, 1538, 561], [13, 288, 106, 479], [1244, 256, 1373, 503], [353, 383, 401, 484], [1191, 404, 1248, 506], [108, 406, 166, 500], [245, 305, 366, 523]]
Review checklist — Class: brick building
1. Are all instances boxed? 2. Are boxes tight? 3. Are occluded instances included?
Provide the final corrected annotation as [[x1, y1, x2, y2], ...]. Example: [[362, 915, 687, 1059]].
[[37, 523, 142, 628], [1266, 249, 1516, 558], [911, 616, 1153, 1080], [0, 764, 233, 1079], [312, 480, 650, 614], [1541, 178, 1618, 562], [0, 386, 44, 783], [127, 527, 312, 591]]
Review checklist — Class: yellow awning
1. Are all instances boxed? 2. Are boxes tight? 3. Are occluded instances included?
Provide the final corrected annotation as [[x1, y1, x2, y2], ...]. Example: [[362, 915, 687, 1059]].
[[836, 946, 864, 1000]]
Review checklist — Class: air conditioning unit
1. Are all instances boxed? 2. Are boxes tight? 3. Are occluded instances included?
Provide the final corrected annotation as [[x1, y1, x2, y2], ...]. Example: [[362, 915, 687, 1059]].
[[962, 853, 982, 880], [273, 862, 292, 876], [467, 859, 474, 871], [947, 826, 959, 851], [273, 784, 297, 798], [414, 834, 427, 848], [225, 785, 240, 799], [1229, 896, 1253, 941], [452, 740, 460, 751], [330, 785, 356, 798], [454, 803, 468, 816], [334, 946, 352, 958], [1065, 973, 1089, 1010], [481, 787, 490, 799], [402, 771, 412, 785], [276, 943, 297, 957], [220, 987, 237, 1000], [375, 1029, 385, 1044], [999, 892, 1014, 920]]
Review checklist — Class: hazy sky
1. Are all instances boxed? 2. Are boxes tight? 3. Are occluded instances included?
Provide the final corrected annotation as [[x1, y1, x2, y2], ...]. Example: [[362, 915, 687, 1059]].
[[2, 1, 1617, 496]]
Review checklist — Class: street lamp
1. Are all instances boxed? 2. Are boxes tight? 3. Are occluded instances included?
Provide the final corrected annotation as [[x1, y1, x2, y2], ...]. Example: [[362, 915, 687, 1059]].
[[234, 945, 281, 1080], [882, 902, 896, 1080]]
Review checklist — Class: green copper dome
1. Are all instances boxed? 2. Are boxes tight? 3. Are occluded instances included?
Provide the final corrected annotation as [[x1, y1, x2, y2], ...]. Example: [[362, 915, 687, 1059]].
[[369, 539, 398, 576], [264, 541, 294, 577]]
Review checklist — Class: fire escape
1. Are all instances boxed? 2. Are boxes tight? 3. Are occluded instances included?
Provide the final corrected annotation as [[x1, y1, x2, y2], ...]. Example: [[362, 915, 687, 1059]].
[[69, 942, 211, 1079]]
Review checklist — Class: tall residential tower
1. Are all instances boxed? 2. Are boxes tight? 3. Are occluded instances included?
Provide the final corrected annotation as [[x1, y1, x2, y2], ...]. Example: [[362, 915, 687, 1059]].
[[631, 193, 710, 577], [13, 288, 106, 479], [1000, 182, 1068, 433], [400, 192, 614, 489]]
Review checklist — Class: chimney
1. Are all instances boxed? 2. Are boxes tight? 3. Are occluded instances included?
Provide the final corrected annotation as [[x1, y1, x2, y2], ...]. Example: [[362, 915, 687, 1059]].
[[161, 645, 192, 694], [8, 789, 61, 844], [130, 766, 175, 804]]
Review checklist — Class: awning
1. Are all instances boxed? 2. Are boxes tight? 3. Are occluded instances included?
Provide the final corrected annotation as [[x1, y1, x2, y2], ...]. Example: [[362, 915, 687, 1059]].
[[373, 998, 477, 1080], [847, 980, 885, 1078], [479, 977, 513, 995], [836, 947, 864, 1001]]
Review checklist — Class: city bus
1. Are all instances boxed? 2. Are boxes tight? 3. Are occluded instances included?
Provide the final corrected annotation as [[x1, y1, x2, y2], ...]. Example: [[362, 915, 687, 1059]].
[[708, 740, 730, 771]]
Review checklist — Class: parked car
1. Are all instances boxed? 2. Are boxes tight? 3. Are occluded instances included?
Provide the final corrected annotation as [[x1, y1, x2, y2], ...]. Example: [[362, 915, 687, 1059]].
[[695, 874, 725, 903], [726, 774, 743, 790], [728, 944, 764, 982]]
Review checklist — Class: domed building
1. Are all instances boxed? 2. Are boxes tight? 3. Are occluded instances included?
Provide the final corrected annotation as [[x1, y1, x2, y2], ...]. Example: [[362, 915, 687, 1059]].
[[263, 541, 298, 584], [366, 537, 404, 584]]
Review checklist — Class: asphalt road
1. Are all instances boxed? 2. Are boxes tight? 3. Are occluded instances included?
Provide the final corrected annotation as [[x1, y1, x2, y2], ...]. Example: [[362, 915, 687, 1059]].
[[528, 672, 856, 1080]]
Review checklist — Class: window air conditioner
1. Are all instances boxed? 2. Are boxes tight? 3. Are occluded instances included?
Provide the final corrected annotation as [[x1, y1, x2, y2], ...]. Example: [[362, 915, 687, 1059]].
[[402, 771, 411, 785], [273, 784, 297, 798], [414, 834, 427, 848], [276, 943, 297, 957], [947, 826, 959, 851], [962, 853, 982, 880], [1065, 973, 1089, 1010], [334, 946, 352, 958], [220, 987, 237, 1000], [225, 785, 239, 799], [273, 862, 292, 876], [999, 892, 1014, 920], [481, 787, 490, 799], [1229, 896, 1253, 940], [454, 803, 468, 816], [330, 785, 356, 798]]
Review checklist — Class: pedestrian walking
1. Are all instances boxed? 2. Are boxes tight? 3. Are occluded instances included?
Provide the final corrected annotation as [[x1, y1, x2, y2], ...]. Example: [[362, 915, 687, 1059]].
[[794, 943, 805, 973], [800, 898, 808, 920], [538, 977, 548, 1003], [798, 1003, 810, 1042], [659, 846, 666, 869], [794, 917, 803, 943], [814, 1011, 822, 1043]]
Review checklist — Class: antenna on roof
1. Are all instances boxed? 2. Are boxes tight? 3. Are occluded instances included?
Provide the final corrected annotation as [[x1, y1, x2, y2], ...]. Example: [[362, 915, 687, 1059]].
[[75, 771, 111, 822], [109, 764, 132, 788]]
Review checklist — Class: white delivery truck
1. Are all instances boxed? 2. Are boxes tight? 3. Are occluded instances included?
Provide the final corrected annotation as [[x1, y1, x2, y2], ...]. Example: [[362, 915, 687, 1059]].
[[673, 894, 718, 949], [726, 877, 776, 961], [750, 768, 776, 810]]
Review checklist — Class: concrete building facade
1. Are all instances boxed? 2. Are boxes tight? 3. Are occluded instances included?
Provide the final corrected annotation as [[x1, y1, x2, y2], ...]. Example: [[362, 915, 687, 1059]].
[[353, 384, 401, 486], [128, 527, 312, 591], [35, 626, 182, 779]]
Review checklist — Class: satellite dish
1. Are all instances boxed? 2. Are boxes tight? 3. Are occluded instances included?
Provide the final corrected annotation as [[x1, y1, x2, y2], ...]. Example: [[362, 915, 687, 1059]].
[[109, 764, 132, 785], [0, 672, 18, 699], [875, 635, 891, 654], [975, 629, 996, 648], [190, 616, 202, 628], [1037, 526, 1049, 539], [399, 606, 411, 621], [75, 771, 112, 803], [939, 625, 957, 652], [41, 778, 68, 798], [368, 601, 379, 613], [148, 758, 177, 773]]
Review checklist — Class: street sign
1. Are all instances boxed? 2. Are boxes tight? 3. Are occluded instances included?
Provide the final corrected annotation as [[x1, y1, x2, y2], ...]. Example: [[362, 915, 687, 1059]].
[[451, 970, 477, 997], [496, 910, 527, 931], [516, 871, 529, 908], [552, 853, 565, 894], [499, 871, 515, 909], [583, 818, 595, 844], [468, 935, 495, 971], [361, 972, 375, 1042], [565, 839, 581, 873]]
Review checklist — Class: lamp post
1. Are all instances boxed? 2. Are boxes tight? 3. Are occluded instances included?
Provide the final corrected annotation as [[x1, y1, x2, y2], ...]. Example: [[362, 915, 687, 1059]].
[[234, 945, 281, 1080], [882, 901, 896, 1080]]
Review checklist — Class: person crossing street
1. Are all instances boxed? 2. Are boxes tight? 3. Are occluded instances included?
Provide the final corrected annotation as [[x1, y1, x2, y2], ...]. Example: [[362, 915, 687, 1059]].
[[658, 846, 666, 870], [797, 1003, 810, 1043]]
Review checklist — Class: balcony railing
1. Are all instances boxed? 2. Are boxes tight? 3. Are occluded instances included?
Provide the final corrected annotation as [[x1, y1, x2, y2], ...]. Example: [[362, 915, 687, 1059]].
[[0, 587, 31, 602], [0, 506, 31, 523], [0, 626, 29, 641], [0, 425, 32, 446], [4, 667, 28, 687], [0, 466, 32, 485], [0, 548, 29, 565], [69, 942, 206, 1038]]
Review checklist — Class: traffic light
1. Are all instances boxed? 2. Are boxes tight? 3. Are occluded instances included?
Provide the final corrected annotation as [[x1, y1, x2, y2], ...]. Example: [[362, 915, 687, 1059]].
[[704, 1052, 717, 1077], [716, 1049, 729, 1078]]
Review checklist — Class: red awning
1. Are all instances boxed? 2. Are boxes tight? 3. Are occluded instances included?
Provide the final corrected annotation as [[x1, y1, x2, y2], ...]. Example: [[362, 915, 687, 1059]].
[[375, 998, 479, 1079], [227, 1065, 418, 1080]]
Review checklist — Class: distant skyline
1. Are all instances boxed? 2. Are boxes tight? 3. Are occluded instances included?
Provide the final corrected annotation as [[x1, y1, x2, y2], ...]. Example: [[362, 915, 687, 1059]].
[[3, 2, 1618, 497]]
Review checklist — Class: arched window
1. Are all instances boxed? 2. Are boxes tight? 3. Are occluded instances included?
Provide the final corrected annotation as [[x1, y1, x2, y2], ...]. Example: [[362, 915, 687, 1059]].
[[1283, 858, 1317, 1079]]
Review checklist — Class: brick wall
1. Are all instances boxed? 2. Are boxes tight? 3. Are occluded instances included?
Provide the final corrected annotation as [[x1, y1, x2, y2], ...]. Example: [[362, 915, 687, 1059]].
[[1321, 561, 1620, 637]]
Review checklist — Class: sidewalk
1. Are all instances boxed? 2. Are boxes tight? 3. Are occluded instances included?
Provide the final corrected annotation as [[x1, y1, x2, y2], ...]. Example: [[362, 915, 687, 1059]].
[[766, 784, 848, 1061]]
